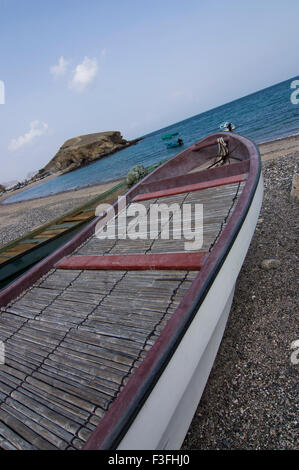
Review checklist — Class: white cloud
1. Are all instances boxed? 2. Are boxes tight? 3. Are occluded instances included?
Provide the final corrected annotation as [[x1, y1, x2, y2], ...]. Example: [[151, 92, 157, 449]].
[[9, 121, 49, 151], [50, 56, 69, 78], [69, 56, 98, 92]]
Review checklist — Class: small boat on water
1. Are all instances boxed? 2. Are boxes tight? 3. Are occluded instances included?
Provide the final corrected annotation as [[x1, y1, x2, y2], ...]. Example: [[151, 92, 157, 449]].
[[0, 132, 263, 450], [161, 132, 179, 140], [166, 139, 184, 149], [220, 121, 236, 132]]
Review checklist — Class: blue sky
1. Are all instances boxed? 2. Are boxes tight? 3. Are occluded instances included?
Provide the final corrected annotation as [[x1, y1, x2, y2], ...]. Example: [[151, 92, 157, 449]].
[[0, 0, 299, 182]]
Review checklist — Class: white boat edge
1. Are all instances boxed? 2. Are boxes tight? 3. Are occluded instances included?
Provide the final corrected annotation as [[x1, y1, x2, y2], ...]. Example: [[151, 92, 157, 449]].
[[117, 173, 264, 450]]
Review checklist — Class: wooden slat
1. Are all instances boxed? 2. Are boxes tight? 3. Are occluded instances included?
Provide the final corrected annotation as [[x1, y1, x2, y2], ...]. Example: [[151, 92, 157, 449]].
[[47, 223, 78, 230], [18, 238, 46, 244], [33, 229, 69, 237], [2, 243, 39, 255], [134, 173, 246, 201], [57, 252, 207, 271], [62, 213, 93, 222]]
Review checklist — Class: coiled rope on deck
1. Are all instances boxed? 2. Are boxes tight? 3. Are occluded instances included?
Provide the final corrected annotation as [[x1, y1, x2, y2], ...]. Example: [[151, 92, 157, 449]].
[[217, 137, 229, 158], [208, 137, 230, 169]]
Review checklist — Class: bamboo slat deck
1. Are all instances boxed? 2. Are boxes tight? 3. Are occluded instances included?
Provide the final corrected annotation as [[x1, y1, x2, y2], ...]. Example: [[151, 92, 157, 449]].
[[0, 179, 245, 449], [75, 181, 245, 256]]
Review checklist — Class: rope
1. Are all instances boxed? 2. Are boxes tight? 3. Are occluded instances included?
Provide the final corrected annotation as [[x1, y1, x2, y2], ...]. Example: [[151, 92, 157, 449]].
[[217, 137, 229, 158], [208, 137, 230, 168]]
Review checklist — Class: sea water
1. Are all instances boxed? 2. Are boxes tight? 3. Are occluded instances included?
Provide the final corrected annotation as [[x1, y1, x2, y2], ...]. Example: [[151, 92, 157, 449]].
[[3, 76, 299, 204]]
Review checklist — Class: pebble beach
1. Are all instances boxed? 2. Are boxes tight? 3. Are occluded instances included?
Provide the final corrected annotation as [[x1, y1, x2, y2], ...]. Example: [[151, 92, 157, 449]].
[[0, 134, 298, 450]]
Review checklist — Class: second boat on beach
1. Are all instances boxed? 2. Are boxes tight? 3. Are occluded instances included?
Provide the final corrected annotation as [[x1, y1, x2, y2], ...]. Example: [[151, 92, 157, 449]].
[[0, 181, 127, 291]]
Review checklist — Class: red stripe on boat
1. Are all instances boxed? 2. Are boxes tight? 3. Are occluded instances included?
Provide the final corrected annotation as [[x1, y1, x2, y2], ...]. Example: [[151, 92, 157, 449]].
[[57, 252, 207, 271], [134, 173, 246, 202]]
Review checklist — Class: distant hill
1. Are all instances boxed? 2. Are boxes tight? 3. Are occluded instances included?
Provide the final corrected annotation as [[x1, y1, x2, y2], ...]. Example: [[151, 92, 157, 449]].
[[39, 131, 139, 176]]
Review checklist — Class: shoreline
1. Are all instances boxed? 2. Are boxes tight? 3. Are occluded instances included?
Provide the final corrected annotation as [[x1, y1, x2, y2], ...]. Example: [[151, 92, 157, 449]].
[[0, 171, 63, 205], [1, 133, 299, 207], [257, 133, 299, 161], [257, 132, 299, 145], [257, 131, 299, 145], [0, 175, 123, 205]]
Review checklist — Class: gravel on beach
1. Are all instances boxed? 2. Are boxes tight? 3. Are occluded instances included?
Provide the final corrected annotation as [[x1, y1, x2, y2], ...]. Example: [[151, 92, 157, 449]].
[[182, 152, 298, 450], [0, 178, 123, 248], [0, 196, 95, 247]]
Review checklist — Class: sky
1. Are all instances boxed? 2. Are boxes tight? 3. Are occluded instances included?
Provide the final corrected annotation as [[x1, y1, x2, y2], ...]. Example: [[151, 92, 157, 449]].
[[0, 0, 299, 182]]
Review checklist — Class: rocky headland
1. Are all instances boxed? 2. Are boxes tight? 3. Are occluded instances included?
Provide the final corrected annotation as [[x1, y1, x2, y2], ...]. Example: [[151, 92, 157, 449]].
[[37, 131, 139, 177]]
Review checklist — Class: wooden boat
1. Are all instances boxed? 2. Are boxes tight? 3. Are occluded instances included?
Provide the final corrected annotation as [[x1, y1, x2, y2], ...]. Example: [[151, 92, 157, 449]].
[[0, 182, 127, 291], [0, 132, 263, 450]]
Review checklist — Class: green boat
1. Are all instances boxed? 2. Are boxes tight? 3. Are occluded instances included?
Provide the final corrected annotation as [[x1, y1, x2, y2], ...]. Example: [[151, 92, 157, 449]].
[[161, 132, 179, 140]]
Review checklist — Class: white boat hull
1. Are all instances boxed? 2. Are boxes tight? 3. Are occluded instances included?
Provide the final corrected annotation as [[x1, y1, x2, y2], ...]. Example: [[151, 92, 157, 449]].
[[117, 173, 264, 450]]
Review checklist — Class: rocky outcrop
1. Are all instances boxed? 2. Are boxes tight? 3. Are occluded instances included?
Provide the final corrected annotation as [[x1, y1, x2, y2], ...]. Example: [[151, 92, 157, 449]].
[[40, 131, 139, 176]]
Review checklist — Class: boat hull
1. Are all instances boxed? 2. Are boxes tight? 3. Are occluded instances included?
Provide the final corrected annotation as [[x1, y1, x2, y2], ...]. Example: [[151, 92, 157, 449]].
[[116, 172, 263, 449]]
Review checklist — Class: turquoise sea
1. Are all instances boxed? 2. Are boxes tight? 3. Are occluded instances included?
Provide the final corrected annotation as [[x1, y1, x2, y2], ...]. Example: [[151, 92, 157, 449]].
[[3, 76, 299, 204]]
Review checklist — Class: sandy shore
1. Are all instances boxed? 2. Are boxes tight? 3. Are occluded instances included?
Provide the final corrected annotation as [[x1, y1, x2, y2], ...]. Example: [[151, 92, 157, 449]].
[[258, 133, 299, 161]]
